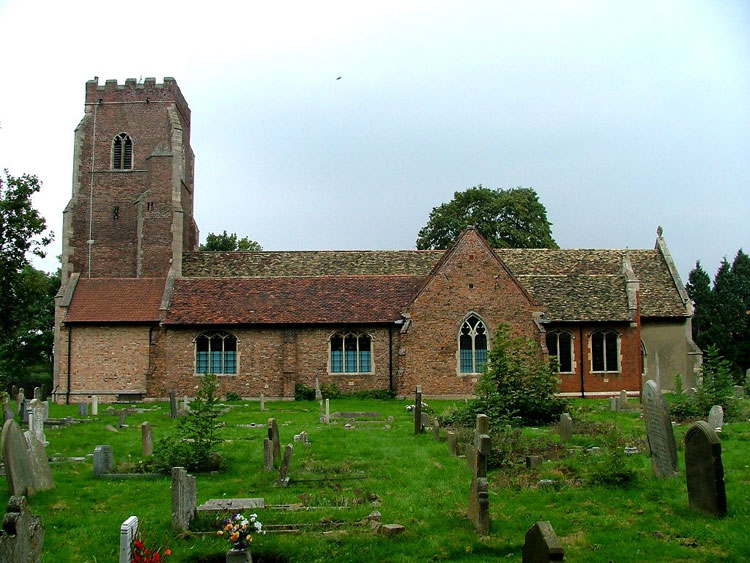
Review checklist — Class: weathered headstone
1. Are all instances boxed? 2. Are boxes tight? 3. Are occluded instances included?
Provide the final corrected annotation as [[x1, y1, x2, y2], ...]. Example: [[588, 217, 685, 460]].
[[277, 444, 293, 487], [558, 413, 573, 443], [733, 385, 744, 399], [118, 411, 129, 428], [641, 379, 679, 477], [619, 389, 628, 410], [28, 399, 47, 445], [23, 431, 54, 492], [414, 386, 423, 435], [685, 421, 726, 517], [11, 385, 17, 399], [119, 516, 138, 563], [708, 405, 724, 431], [314, 376, 322, 401], [609, 396, 619, 411], [169, 390, 177, 419], [78, 403, 89, 417], [33, 387, 41, 400], [263, 438, 273, 471], [171, 467, 197, 532], [182, 396, 190, 411], [0, 496, 45, 563], [318, 400, 325, 423], [325, 398, 330, 424], [42, 401, 48, 422], [267, 417, 281, 465], [467, 414, 489, 473], [2, 393, 14, 424], [16, 389, 24, 412], [20, 399, 29, 423], [468, 431, 491, 536], [447, 431, 457, 456], [522, 521, 564, 562], [1, 419, 35, 496], [260, 392, 265, 412], [93, 444, 114, 477], [141, 422, 153, 457], [526, 455, 542, 469], [91, 395, 99, 415]]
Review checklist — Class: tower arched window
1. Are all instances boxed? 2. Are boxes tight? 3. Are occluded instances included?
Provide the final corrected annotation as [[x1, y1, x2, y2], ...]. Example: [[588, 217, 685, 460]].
[[546, 331, 573, 373], [195, 331, 237, 374], [459, 314, 488, 374], [329, 333, 372, 373], [591, 330, 620, 373], [112, 133, 133, 170]]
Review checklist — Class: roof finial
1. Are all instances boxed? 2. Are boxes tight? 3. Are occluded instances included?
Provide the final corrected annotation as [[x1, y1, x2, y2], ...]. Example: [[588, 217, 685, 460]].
[[656, 225, 663, 237]]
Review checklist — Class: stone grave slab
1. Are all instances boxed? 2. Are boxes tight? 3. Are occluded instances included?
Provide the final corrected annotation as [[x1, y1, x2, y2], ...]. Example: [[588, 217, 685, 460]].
[[263, 438, 273, 471], [447, 431, 457, 456], [0, 496, 45, 563], [92, 395, 99, 415], [685, 421, 726, 517], [1, 419, 35, 496], [468, 433, 491, 536], [331, 411, 383, 419], [119, 516, 138, 563], [642, 379, 679, 477], [522, 521, 564, 562], [197, 498, 266, 514]]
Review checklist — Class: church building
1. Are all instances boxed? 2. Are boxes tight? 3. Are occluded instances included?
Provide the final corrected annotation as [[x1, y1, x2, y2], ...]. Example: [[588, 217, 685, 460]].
[[52, 78, 701, 403]]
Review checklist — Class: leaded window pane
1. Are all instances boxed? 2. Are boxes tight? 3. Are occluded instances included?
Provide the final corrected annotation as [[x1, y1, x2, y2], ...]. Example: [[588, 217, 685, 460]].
[[358, 335, 371, 372], [345, 335, 358, 372], [330, 335, 343, 373], [605, 333, 618, 372], [592, 332, 605, 372], [558, 333, 572, 372]]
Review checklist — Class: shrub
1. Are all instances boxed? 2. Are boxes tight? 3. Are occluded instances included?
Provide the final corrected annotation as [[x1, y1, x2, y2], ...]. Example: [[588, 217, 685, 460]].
[[225, 391, 241, 401], [588, 423, 637, 487], [155, 373, 224, 473]]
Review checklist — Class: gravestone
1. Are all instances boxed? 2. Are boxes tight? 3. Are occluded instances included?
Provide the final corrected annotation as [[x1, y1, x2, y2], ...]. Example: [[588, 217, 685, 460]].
[[2, 393, 14, 424], [685, 421, 726, 517], [734, 385, 744, 399], [1, 419, 35, 496], [432, 418, 441, 441], [467, 414, 489, 473], [0, 496, 45, 563], [641, 380, 679, 477], [171, 467, 197, 532], [28, 399, 47, 445], [263, 438, 273, 471], [619, 390, 628, 410], [414, 386, 423, 435], [522, 521, 564, 562], [267, 418, 281, 465], [609, 396, 618, 411], [319, 400, 325, 423], [277, 444, 293, 487], [260, 393, 265, 412], [23, 432, 54, 492], [182, 396, 190, 411], [42, 401, 48, 422], [118, 411, 129, 428], [447, 431, 457, 456], [526, 455, 542, 470], [93, 445, 114, 477], [119, 516, 138, 563], [78, 403, 88, 417], [558, 413, 573, 443], [708, 405, 723, 431], [315, 376, 322, 400], [33, 387, 41, 400], [325, 398, 330, 424], [20, 399, 29, 423], [169, 390, 177, 419], [11, 385, 17, 398], [468, 429, 491, 536], [91, 395, 99, 415], [141, 422, 153, 457], [16, 390, 24, 412]]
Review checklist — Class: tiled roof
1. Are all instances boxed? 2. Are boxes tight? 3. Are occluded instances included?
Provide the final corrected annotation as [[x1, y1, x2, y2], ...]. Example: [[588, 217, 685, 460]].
[[65, 278, 165, 322], [165, 275, 424, 325]]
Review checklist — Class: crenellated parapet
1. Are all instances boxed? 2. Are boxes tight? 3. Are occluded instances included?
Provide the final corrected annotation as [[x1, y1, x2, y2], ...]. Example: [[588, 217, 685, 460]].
[[85, 76, 190, 124]]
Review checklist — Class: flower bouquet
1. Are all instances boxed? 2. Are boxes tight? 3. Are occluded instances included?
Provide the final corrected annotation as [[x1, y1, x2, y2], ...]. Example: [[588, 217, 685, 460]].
[[217, 513, 264, 551]]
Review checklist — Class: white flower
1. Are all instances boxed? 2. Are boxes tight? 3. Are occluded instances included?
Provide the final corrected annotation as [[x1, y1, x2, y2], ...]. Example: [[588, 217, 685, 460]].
[[254, 522, 262, 531]]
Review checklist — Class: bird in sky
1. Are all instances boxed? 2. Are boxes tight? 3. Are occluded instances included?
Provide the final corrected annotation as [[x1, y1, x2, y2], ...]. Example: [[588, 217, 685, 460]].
[[336, 76, 342, 80]]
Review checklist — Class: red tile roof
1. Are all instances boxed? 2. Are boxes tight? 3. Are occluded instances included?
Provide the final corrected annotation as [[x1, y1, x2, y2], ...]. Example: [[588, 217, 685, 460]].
[[65, 278, 165, 322], [165, 276, 424, 325]]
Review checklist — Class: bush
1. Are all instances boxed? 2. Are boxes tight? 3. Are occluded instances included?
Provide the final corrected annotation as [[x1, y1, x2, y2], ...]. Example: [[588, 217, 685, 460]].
[[225, 391, 241, 401], [155, 373, 224, 473], [588, 424, 637, 487], [294, 383, 393, 401]]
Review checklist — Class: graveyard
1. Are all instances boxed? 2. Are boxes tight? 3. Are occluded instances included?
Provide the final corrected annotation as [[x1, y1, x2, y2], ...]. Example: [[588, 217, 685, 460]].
[[1, 389, 749, 562]]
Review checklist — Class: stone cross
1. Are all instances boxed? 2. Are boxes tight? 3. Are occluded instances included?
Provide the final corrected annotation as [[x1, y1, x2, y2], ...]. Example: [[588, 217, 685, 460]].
[[24, 431, 54, 492], [169, 390, 177, 419], [414, 386, 423, 435], [78, 403, 89, 417], [558, 413, 573, 443], [468, 419, 491, 536], [522, 521, 564, 562], [685, 421, 726, 517], [263, 438, 273, 471], [141, 422, 153, 457], [28, 399, 46, 445], [92, 395, 99, 415], [171, 467, 197, 532], [93, 445, 114, 477], [267, 418, 281, 465], [1, 419, 36, 497], [277, 444, 293, 487], [0, 496, 45, 563], [641, 379, 679, 477], [119, 516, 138, 563], [708, 405, 724, 431]]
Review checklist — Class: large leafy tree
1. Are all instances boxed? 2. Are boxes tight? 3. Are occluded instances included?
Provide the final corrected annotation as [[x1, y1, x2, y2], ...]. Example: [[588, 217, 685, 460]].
[[199, 230, 262, 251], [416, 185, 558, 250]]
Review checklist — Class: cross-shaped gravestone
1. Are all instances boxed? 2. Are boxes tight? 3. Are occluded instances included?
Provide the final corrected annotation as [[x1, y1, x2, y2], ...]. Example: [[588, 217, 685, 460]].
[[119, 516, 138, 563], [414, 386, 423, 435], [685, 421, 726, 517], [642, 380, 679, 477]]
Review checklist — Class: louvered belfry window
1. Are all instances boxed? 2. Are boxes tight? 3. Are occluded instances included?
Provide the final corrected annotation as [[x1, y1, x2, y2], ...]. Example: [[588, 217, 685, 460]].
[[112, 133, 133, 169]]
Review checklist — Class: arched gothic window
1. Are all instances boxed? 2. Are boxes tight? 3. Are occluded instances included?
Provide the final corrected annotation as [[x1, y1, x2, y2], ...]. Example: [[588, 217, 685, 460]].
[[591, 330, 620, 373], [546, 331, 573, 373], [459, 315, 488, 374], [112, 133, 133, 170], [195, 331, 237, 374], [329, 333, 372, 373]]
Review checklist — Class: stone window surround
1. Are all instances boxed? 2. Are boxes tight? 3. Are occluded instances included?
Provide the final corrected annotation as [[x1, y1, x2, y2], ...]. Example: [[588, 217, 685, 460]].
[[111, 132, 134, 170], [456, 312, 489, 377], [589, 329, 621, 374], [327, 332, 374, 375], [193, 331, 239, 376], [546, 330, 576, 374]]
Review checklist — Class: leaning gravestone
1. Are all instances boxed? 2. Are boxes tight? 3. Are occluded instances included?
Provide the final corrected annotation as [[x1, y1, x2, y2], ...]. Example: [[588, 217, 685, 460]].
[[277, 444, 293, 487], [0, 496, 45, 563], [172, 467, 197, 532], [1, 419, 35, 497], [119, 516, 138, 563], [141, 422, 153, 457], [268, 417, 281, 465], [468, 422, 491, 536], [708, 405, 724, 431], [641, 380, 679, 477], [24, 431, 54, 492], [414, 386, 423, 435], [522, 521, 564, 562], [685, 421, 726, 517], [93, 445, 114, 477], [558, 413, 573, 443]]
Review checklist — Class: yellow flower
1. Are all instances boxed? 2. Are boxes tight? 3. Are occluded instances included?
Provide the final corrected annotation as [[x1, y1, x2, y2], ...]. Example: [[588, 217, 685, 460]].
[[225, 524, 233, 531], [246, 535, 253, 543], [230, 532, 240, 542], [216, 531, 224, 536]]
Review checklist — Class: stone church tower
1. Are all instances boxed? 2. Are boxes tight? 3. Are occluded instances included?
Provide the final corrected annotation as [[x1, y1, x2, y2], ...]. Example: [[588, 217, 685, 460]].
[[60, 77, 198, 282]]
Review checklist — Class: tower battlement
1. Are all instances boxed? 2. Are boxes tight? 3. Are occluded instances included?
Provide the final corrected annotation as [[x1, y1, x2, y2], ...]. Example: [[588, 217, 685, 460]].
[[85, 77, 190, 123]]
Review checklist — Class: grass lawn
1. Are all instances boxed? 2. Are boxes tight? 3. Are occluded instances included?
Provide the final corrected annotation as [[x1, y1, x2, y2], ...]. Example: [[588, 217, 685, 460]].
[[4, 396, 749, 562]]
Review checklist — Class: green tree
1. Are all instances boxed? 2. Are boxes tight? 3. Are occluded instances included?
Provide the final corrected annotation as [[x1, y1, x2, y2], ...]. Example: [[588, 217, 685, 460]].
[[686, 261, 713, 351], [199, 230, 262, 251], [416, 185, 558, 250]]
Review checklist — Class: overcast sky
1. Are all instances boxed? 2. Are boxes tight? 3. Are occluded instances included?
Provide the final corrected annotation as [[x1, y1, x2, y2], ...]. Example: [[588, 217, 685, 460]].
[[1, 0, 747, 284]]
